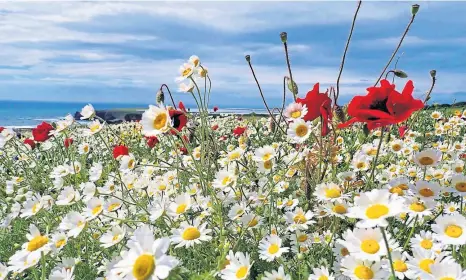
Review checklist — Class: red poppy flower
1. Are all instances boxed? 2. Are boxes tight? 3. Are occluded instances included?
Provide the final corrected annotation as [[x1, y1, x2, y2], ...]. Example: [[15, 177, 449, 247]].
[[179, 101, 187, 112], [179, 147, 188, 155], [32, 122, 54, 142], [146, 136, 159, 148], [338, 80, 424, 130], [23, 138, 36, 149], [0, 127, 4, 133], [113, 145, 129, 159], [398, 125, 408, 138], [296, 83, 332, 136], [233, 126, 246, 137], [211, 124, 219, 131], [64, 138, 74, 148], [213, 106, 219, 112], [169, 109, 188, 134]]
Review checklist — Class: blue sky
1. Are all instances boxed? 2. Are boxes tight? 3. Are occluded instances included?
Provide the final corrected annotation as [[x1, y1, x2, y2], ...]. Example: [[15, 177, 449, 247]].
[[0, 1, 465, 108]]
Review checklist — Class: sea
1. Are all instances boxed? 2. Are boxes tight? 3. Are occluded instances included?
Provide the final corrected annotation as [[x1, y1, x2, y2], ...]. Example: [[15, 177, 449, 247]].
[[0, 100, 269, 128]]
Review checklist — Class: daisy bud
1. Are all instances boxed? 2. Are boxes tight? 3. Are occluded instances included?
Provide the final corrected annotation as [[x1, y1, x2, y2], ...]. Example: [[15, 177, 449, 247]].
[[430, 69, 437, 78], [245, 55, 251, 62], [156, 89, 164, 105], [297, 253, 304, 260], [280, 32, 288, 43], [411, 4, 420, 16]]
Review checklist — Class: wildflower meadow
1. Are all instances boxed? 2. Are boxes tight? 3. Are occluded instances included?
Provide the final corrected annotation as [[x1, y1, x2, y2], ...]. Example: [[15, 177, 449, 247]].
[[2, 2, 466, 280]]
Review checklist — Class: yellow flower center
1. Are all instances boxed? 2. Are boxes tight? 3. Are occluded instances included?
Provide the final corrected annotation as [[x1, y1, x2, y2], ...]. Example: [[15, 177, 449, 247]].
[[132, 254, 155, 280], [393, 260, 408, 272], [127, 159, 134, 169], [455, 166, 464, 173], [262, 153, 272, 161], [318, 276, 329, 280], [84, 146, 89, 153], [341, 247, 349, 256], [325, 188, 341, 199], [27, 235, 49, 252], [32, 203, 40, 214], [295, 124, 308, 137], [410, 202, 426, 212], [248, 218, 258, 227], [389, 186, 404, 196], [182, 67, 192, 77], [158, 185, 167, 191], [332, 205, 347, 214], [112, 234, 120, 242], [419, 259, 434, 273], [439, 278, 455, 280], [235, 266, 248, 279], [90, 123, 101, 132], [92, 205, 102, 215], [354, 265, 374, 279], [419, 156, 434, 166], [153, 113, 167, 130], [291, 111, 301, 118], [222, 176, 231, 186], [365, 204, 389, 219], [419, 188, 434, 197], [268, 243, 279, 254], [420, 239, 433, 249], [176, 203, 187, 214], [263, 160, 272, 170], [297, 234, 308, 242], [445, 225, 463, 238], [108, 203, 121, 212], [182, 227, 201, 241], [360, 239, 380, 254], [55, 239, 66, 248], [293, 214, 307, 224], [455, 182, 466, 192], [356, 162, 366, 169], [229, 152, 240, 161], [392, 144, 402, 151]]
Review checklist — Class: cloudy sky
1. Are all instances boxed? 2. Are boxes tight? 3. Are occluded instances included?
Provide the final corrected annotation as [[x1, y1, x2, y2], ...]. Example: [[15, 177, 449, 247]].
[[0, 1, 465, 108]]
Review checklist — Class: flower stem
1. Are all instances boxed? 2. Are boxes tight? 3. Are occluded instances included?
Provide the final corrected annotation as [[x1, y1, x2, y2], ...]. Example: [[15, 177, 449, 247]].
[[336, 0, 362, 98], [381, 227, 397, 280], [367, 128, 385, 190], [402, 216, 418, 250], [375, 11, 417, 86]]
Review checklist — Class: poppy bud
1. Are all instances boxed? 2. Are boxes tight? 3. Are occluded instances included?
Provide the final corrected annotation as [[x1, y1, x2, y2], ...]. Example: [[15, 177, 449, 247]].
[[156, 89, 164, 105], [280, 32, 288, 43], [285, 76, 298, 96], [411, 4, 420, 16], [245, 55, 251, 62], [64, 138, 73, 148], [394, 69, 408, 78], [430, 69, 436, 78], [334, 105, 346, 123]]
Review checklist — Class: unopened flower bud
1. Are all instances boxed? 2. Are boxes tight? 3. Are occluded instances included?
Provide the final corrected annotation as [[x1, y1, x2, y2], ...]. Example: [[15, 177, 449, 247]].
[[245, 55, 251, 62], [280, 32, 288, 43], [394, 69, 408, 78], [411, 4, 420, 16], [430, 69, 436, 78], [156, 89, 164, 105]]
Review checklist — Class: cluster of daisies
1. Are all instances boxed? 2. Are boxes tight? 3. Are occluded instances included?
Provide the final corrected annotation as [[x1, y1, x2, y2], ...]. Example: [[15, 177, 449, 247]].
[[1, 57, 466, 280]]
